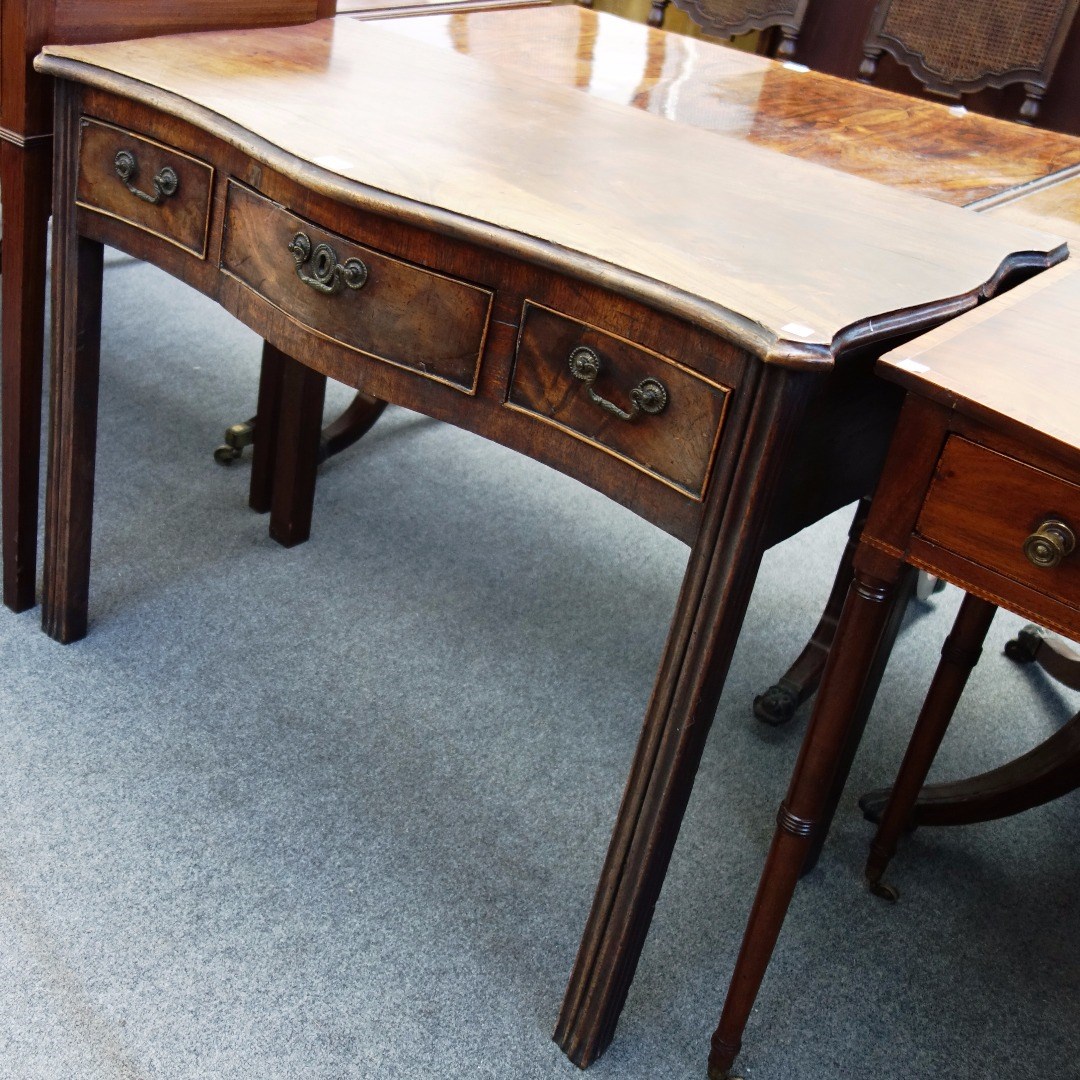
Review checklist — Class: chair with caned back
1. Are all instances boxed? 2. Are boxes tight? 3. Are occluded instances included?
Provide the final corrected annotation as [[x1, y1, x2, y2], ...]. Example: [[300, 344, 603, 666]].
[[858, 0, 1080, 123], [644, 0, 809, 59]]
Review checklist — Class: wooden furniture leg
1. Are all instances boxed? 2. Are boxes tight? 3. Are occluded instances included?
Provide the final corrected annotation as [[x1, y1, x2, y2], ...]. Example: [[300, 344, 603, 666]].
[[1005, 624, 1080, 689], [41, 90, 104, 646], [268, 351, 327, 549], [863, 593, 997, 900], [754, 497, 869, 725], [317, 390, 386, 464], [251, 349, 386, 547], [800, 563, 916, 874], [1, 138, 53, 613], [708, 554, 908, 1080], [859, 709, 1080, 829], [555, 367, 817, 1067]]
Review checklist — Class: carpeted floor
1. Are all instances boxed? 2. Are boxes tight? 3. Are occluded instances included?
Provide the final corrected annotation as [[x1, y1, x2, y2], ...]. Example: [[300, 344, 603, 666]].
[[0, 252, 1076, 1079]]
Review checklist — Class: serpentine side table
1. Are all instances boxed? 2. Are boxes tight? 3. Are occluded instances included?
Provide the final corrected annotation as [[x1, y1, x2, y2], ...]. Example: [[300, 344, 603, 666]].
[[263, 5, 1080, 731], [36, 18, 1063, 1069], [708, 261, 1080, 1079]]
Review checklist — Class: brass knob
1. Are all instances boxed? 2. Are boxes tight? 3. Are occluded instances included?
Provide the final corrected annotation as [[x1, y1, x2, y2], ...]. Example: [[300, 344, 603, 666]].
[[1022, 519, 1076, 569]]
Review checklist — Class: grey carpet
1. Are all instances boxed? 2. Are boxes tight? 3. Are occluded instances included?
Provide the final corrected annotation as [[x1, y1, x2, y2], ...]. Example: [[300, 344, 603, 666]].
[[0, 251, 1076, 1079]]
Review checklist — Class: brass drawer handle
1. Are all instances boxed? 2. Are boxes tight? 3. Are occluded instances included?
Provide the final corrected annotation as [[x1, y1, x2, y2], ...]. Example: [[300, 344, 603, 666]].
[[568, 346, 668, 422], [288, 231, 369, 296], [1022, 518, 1076, 568], [113, 149, 179, 205]]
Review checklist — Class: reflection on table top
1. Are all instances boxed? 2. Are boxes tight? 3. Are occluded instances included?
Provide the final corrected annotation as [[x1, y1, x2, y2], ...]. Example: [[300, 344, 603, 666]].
[[983, 171, 1080, 245], [376, 6, 1080, 208], [337, 0, 543, 19]]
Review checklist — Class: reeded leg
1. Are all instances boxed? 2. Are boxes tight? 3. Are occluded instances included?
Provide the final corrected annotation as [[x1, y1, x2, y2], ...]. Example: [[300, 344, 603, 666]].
[[754, 498, 869, 726], [268, 351, 327, 548], [555, 367, 817, 1067], [1, 139, 53, 612], [709, 560, 905, 1080], [864, 594, 996, 900]]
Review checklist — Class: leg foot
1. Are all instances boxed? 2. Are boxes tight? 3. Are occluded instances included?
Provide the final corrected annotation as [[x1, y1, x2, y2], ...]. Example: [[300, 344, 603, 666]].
[[753, 681, 799, 726], [1004, 624, 1044, 664]]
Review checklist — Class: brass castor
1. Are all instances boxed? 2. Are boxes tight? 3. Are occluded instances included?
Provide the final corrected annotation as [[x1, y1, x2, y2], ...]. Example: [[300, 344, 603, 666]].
[[213, 419, 255, 465], [753, 682, 799, 726]]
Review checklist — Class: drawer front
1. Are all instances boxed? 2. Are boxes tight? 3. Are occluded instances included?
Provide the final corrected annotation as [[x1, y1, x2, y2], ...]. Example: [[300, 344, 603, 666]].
[[77, 118, 213, 256], [917, 437, 1080, 609], [221, 182, 491, 392], [507, 302, 730, 499]]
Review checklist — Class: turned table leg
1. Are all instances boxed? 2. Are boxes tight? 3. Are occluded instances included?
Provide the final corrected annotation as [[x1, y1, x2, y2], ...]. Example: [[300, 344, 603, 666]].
[[708, 554, 907, 1080], [1, 138, 53, 613], [864, 593, 996, 899]]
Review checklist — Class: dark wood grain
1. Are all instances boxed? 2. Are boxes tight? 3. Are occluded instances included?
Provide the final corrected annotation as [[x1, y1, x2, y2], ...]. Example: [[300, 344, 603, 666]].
[[508, 301, 732, 500], [221, 181, 492, 393], [77, 117, 214, 255]]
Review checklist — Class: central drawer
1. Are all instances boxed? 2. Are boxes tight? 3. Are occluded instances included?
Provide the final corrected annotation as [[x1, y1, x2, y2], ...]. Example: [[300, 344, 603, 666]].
[[507, 302, 730, 499], [221, 182, 492, 392]]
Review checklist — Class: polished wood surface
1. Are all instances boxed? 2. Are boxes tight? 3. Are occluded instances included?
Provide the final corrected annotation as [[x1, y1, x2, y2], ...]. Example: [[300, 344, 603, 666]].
[[709, 264, 1080, 1079], [877, 262, 1080, 459], [40, 18, 1065, 360], [377, 7, 1080, 208]]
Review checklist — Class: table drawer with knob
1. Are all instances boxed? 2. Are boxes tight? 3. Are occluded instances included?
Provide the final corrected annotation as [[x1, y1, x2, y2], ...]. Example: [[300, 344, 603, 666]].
[[506, 302, 731, 500], [221, 181, 493, 392], [76, 118, 214, 256], [916, 436, 1080, 608]]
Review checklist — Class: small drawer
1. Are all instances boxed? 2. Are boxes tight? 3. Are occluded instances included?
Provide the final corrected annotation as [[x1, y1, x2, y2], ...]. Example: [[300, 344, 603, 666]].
[[917, 436, 1080, 609], [221, 182, 491, 392], [77, 118, 213, 256], [507, 302, 730, 499]]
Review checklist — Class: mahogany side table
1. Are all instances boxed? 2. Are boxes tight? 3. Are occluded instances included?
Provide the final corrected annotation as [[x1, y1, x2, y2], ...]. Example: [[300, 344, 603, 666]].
[[709, 261, 1080, 1079]]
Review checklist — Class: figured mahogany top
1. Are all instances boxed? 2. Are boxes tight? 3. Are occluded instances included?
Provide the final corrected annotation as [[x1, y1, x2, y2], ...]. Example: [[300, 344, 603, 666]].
[[879, 262, 1080, 459], [375, 7, 1080, 208], [38, 16, 1065, 364]]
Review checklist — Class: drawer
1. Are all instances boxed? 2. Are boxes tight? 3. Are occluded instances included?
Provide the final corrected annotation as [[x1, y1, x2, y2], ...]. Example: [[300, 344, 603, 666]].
[[507, 302, 730, 499], [221, 182, 492, 392], [77, 118, 213, 256], [917, 436, 1080, 609]]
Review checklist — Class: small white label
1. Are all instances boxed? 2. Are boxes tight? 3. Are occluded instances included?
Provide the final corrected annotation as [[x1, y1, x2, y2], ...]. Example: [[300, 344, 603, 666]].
[[780, 322, 817, 339], [782, 61, 810, 72], [948, 105, 968, 117], [895, 357, 930, 374], [313, 154, 356, 173]]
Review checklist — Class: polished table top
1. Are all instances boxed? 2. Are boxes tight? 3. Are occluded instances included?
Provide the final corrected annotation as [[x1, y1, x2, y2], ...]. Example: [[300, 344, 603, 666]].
[[376, 6, 1080, 209], [40, 15, 1064, 366], [880, 261, 1080, 460]]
